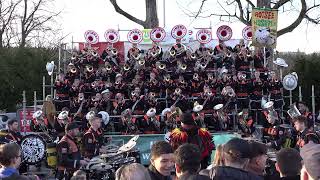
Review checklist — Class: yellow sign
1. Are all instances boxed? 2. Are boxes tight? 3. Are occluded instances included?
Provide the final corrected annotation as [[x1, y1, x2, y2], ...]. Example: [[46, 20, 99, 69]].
[[252, 8, 278, 48]]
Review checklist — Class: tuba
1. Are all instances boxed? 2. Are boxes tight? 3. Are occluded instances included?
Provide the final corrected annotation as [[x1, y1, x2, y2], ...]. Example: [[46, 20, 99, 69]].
[[287, 104, 301, 119]]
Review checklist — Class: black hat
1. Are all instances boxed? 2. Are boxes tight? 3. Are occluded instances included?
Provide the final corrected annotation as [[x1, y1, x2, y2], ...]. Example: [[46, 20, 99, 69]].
[[65, 122, 79, 131], [223, 138, 251, 159], [180, 112, 195, 126]]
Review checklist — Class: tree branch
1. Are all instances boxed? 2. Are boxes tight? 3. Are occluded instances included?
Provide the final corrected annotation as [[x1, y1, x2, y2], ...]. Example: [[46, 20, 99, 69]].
[[273, 0, 290, 9], [277, 0, 307, 37], [304, 14, 320, 24], [235, 0, 250, 25], [245, 0, 255, 8], [194, 0, 207, 19], [109, 0, 145, 27]]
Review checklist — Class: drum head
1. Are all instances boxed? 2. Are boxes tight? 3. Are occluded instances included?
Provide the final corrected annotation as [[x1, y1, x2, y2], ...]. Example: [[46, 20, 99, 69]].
[[21, 134, 46, 165]]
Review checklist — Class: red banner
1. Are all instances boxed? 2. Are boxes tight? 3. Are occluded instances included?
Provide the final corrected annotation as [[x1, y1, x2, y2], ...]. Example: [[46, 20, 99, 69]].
[[17, 108, 34, 133], [78, 42, 125, 63]]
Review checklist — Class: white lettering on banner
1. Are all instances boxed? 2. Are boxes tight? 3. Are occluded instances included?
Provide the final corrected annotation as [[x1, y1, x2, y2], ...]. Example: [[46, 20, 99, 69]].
[[150, 141, 156, 149], [142, 153, 150, 160]]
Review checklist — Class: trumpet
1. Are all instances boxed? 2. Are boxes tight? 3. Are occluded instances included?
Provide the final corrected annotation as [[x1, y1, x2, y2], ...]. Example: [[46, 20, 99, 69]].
[[111, 48, 118, 55], [200, 62, 207, 70], [115, 80, 121, 85], [169, 49, 176, 57], [193, 73, 199, 80], [106, 64, 112, 71], [208, 49, 214, 56], [133, 53, 141, 60], [71, 54, 77, 60], [164, 75, 170, 82], [123, 64, 131, 71], [131, 91, 136, 97], [178, 63, 187, 71], [246, 51, 252, 57], [86, 65, 94, 72], [91, 82, 96, 87], [70, 67, 77, 73], [92, 51, 98, 57], [191, 53, 197, 59], [158, 63, 166, 70], [174, 88, 182, 95], [138, 59, 145, 66], [221, 86, 236, 97]]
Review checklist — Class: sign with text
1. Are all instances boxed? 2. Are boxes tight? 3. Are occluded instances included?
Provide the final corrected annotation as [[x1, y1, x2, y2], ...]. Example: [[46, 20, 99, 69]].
[[252, 8, 278, 48]]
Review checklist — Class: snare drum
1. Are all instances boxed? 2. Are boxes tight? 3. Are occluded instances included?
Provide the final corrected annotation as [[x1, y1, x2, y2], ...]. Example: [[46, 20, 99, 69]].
[[112, 157, 136, 170], [127, 149, 141, 163]]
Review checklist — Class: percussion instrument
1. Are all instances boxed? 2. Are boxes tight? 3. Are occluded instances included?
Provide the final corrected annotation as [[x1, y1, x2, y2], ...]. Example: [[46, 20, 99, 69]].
[[21, 134, 46, 165], [46, 142, 57, 168]]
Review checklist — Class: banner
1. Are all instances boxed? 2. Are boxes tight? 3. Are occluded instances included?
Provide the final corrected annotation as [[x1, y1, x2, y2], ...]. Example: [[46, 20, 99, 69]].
[[17, 108, 35, 133], [252, 8, 278, 48], [107, 133, 238, 165]]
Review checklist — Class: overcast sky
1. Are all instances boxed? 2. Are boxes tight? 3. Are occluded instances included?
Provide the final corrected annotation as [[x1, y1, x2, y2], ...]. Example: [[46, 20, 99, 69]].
[[55, 0, 320, 53]]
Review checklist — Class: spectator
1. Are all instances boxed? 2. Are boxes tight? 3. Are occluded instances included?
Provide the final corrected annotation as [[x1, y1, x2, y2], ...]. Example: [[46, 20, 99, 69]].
[[275, 148, 302, 180], [0, 143, 33, 179], [300, 142, 320, 180], [5, 119, 23, 144], [174, 143, 209, 180], [115, 163, 152, 180], [246, 141, 268, 176], [148, 141, 175, 180], [208, 138, 263, 180], [71, 170, 86, 180], [199, 144, 224, 177]]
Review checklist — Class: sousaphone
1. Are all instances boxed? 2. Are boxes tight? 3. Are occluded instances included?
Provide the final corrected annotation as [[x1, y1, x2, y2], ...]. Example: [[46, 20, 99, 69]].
[[84, 30, 99, 45], [216, 25, 233, 42], [283, 72, 298, 91]]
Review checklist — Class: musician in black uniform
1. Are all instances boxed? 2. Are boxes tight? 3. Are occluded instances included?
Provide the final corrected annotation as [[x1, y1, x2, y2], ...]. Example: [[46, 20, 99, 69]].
[[235, 72, 250, 109], [5, 119, 23, 144], [54, 73, 71, 111], [56, 122, 88, 180], [250, 71, 265, 120], [82, 114, 107, 159], [267, 71, 284, 111], [296, 101, 315, 130], [293, 115, 319, 149]]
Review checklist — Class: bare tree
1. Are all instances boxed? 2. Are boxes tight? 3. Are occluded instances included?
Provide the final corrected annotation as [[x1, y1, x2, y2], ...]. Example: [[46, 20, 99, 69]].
[[109, 0, 159, 28], [183, 0, 320, 37], [19, 0, 61, 47], [0, 0, 21, 47]]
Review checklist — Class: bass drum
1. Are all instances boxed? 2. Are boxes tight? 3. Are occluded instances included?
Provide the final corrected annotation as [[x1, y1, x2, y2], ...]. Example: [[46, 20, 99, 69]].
[[21, 134, 46, 165]]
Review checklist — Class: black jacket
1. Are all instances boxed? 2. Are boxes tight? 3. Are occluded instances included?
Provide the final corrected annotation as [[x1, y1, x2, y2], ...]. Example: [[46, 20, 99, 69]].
[[209, 166, 263, 180], [148, 165, 172, 180], [280, 176, 300, 180]]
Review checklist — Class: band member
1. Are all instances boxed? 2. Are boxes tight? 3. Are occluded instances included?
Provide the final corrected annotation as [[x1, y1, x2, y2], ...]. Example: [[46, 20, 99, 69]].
[[83, 114, 107, 158], [56, 122, 88, 180], [54, 111, 69, 140], [31, 110, 49, 133], [112, 93, 128, 115], [100, 89, 113, 113], [145, 92, 158, 111], [293, 116, 319, 149], [237, 109, 255, 136], [192, 101, 205, 128], [139, 108, 161, 134], [129, 87, 144, 114], [235, 72, 250, 109], [170, 112, 214, 169], [54, 73, 70, 111], [267, 71, 284, 111], [262, 101, 288, 150], [250, 71, 264, 111], [42, 95, 56, 128], [162, 106, 182, 132], [5, 119, 23, 144], [119, 109, 139, 134], [114, 73, 127, 95], [189, 72, 203, 95], [209, 104, 232, 131], [295, 101, 314, 130], [65, 63, 80, 82], [235, 47, 251, 74]]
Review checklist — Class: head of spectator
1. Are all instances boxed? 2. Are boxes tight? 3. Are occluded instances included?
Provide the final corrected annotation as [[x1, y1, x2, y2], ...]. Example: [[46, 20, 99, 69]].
[[174, 143, 201, 178], [246, 140, 268, 176], [71, 170, 86, 180], [115, 163, 151, 180], [65, 122, 80, 137], [89, 114, 102, 130], [179, 174, 211, 180], [213, 144, 225, 167], [223, 138, 251, 169], [275, 148, 302, 179], [149, 141, 174, 177], [7, 119, 19, 133], [300, 142, 320, 180], [180, 112, 196, 130], [0, 143, 22, 178], [293, 116, 307, 132]]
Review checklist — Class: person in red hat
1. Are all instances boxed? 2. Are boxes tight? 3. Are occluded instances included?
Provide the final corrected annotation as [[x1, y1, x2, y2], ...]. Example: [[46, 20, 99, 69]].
[[169, 112, 214, 169]]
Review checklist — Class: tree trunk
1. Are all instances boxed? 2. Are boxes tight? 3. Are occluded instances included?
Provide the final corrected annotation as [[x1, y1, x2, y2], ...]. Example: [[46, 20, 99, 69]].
[[257, 0, 271, 8], [144, 0, 159, 29]]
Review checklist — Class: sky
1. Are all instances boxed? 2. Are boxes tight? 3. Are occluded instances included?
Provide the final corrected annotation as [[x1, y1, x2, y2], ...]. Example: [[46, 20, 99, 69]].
[[55, 0, 320, 53]]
